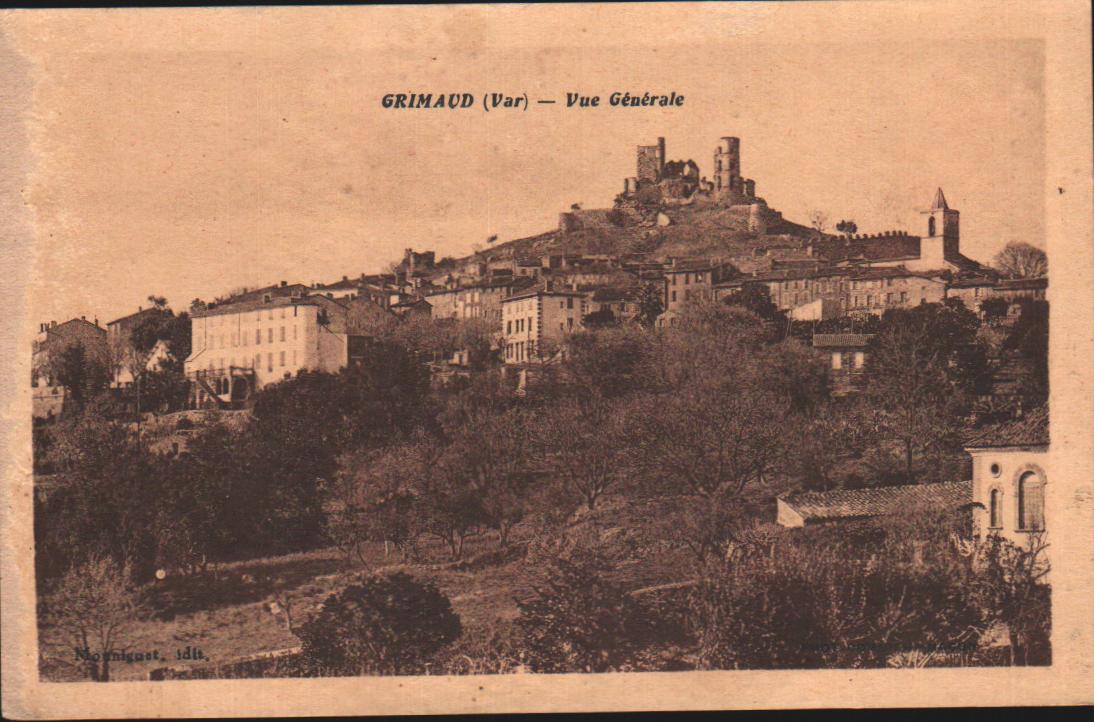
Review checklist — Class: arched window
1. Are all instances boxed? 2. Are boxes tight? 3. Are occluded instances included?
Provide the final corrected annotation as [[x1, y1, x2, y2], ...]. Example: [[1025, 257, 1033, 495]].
[[928, 216, 936, 237], [989, 488, 1002, 529], [1017, 471, 1045, 531]]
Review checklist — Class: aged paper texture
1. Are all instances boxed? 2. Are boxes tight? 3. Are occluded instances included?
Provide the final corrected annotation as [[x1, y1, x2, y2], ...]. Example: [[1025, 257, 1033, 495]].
[[2, 2, 1092, 717]]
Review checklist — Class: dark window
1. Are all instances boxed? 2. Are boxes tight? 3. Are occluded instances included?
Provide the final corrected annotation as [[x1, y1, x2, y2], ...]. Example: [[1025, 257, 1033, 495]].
[[990, 489, 1002, 529], [1017, 471, 1044, 531]]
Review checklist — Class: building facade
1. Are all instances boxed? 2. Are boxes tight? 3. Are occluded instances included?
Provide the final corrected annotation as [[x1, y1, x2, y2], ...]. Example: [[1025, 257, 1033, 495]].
[[184, 294, 358, 408], [965, 408, 1049, 546], [501, 287, 587, 364]]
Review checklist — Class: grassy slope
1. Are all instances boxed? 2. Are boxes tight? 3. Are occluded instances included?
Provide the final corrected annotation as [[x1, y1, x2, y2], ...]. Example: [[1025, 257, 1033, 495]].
[[38, 495, 707, 681]]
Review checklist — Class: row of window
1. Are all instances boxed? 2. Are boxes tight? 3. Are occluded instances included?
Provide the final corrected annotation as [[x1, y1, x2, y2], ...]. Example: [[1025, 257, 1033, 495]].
[[206, 324, 300, 350], [505, 340, 535, 362], [669, 271, 706, 286], [774, 277, 903, 293], [206, 306, 299, 325], [507, 317, 532, 334], [205, 350, 297, 372], [830, 351, 866, 371]]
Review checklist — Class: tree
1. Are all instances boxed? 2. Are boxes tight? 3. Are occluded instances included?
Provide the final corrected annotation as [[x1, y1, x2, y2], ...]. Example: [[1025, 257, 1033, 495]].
[[809, 209, 829, 233], [516, 551, 641, 673], [330, 437, 434, 564], [1002, 299, 1049, 406], [721, 283, 785, 325], [690, 513, 983, 670], [632, 282, 665, 328], [565, 325, 651, 398], [970, 533, 1051, 665], [437, 405, 535, 549], [835, 219, 858, 236], [863, 302, 990, 483], [298, 573, 461, 675], [48, 341, 111, 411], [536, 397, 630, 510], [44, 556, 147, 681], [631, 303, 819, 499], [992, 242, 1047, 279], [979, 296, 1010, 322]]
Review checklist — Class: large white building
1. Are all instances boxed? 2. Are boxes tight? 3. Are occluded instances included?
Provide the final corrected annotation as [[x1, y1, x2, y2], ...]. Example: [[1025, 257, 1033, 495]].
[[184, 293, 361, 408], [501, 286, 587, 364]]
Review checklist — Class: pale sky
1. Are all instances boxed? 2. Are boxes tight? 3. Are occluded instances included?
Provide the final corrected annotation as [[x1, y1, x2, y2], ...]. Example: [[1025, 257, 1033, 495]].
[[5, 6, 1045, 325]]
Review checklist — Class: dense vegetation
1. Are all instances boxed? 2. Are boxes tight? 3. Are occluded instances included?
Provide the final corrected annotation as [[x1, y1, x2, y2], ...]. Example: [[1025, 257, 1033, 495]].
[[34, 295, 1051, 679]]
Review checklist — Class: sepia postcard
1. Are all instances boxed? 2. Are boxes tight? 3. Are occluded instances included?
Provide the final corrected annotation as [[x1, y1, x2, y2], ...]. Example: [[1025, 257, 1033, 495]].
[[2, 2, 1092, 717]]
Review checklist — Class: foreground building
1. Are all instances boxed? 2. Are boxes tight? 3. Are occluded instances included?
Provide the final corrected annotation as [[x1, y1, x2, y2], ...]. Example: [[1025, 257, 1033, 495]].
[[965, 407, 1049, 545], [184, 293, 365, 408]]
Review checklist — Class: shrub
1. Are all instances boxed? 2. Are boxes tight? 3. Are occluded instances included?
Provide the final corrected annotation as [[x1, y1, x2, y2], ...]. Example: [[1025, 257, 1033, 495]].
[[515, 550, 641, 672], [298, 572, 461, 675], [689, 519, 984, 669]]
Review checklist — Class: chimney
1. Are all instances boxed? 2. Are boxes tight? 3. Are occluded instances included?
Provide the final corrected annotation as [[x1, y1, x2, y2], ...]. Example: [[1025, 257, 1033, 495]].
[[94, 318, 99, 327], [81, 315, 86, 321], [342, 275, 349, 282], [51, 320, 57, 328], [280, 280, 288, 288]]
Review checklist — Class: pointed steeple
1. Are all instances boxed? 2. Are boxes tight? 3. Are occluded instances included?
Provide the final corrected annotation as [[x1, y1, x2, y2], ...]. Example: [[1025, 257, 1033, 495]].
[[930, 187, 949, 211]]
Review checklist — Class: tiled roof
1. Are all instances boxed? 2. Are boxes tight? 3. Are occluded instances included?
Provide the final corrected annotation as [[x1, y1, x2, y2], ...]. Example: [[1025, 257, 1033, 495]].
[[949, 275, 998, 288], [779, 480, 972, 523], [193, 293, 345, 318], [665, 259, 717, 273], [964, 406, 1049, 448], [318, 279, 361, 291], [106, 307, 159, 328], [503, 286, 587, 302], [591, 286, 637, 302], [995, 277, 1048, 290], [812, 333, 872, 349], [848, 266, 941, 282]]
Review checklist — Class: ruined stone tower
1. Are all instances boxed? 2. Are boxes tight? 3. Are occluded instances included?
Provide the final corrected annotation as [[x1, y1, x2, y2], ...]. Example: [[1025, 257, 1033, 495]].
[[713, 137, 741, 195], [636, 137, 666, 185]]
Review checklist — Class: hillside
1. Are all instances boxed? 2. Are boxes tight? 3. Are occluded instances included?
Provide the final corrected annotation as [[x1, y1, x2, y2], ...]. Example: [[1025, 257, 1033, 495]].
[[470, 195, 817, 265]]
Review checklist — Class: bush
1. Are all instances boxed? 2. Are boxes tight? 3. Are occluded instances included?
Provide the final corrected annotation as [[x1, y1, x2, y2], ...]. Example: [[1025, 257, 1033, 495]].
[[689, 518, 984, 669], [516, 550, 642, 672], [298, 572, 461, 675]]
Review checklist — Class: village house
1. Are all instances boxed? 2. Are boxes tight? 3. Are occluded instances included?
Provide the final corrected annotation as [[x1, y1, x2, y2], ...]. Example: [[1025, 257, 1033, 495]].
[[501, 284, 587, 364], [812, 333, 872, 395], [424, 277, 534, 323], [106, 305, 175, 388], [32, 317, 108, 418], [946, 274, 1000, 315], [844, 267, 948, 316], [658, 259, 727, 328], [183, 292, 364, 408], [314, 276, 363, 301], [587, 286, 640, 324], [964, 407, 1049, 546]]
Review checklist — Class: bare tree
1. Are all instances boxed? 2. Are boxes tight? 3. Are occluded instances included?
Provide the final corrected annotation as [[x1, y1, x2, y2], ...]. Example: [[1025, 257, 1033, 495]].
[[44, 557, 146, 681], [809, 209, 829, 234], [536, 397, 629, 510], [992, 241, 1047, 279]]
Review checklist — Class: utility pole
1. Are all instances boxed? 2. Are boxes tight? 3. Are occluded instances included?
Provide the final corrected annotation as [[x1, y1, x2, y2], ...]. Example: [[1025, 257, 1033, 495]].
[[135, 368, 142, 453]]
